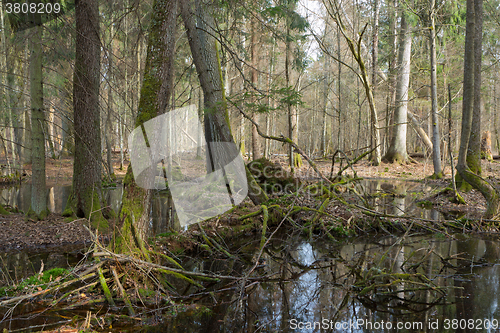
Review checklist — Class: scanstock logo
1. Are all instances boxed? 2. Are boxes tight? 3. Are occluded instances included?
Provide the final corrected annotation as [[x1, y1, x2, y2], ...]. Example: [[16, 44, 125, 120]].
[[128, 105, 248, 227]]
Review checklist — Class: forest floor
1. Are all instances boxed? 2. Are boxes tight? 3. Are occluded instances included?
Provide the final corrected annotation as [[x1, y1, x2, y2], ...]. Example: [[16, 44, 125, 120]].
[[0, 154, 499, 252]]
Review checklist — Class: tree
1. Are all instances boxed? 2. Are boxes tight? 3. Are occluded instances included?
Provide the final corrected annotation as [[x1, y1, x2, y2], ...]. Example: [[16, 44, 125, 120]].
[[456, 0, 499, 218], [428, 0, 442, 178], [65, 0, 106, 227], [104, 0, 116, 181], [117, 0, 179, 247], [467, 0, 483, 176], [384, 9, 411, 163], [28, 22, 48, 219], [250, 18, 262, 160], [181, 0, 268, 205], [324, 0, 381, 165]]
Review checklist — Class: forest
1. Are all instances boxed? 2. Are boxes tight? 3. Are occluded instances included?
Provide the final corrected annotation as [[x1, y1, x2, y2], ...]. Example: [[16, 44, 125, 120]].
[[0, 0, 499, 331]]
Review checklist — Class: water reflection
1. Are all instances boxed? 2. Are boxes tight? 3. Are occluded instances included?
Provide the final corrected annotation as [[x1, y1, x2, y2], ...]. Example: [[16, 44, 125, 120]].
[[0, 245, 84, 286], [176, 235, 500, 333], [0, 184, 122, 215], [361, 179, 442, 220]]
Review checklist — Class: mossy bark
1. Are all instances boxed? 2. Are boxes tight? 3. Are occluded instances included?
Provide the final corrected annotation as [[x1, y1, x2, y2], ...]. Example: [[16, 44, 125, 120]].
[[456, 0, 499, 219], [112, 166, 152, 254], [383, 151, 408, 164], [113, 0, 178, 253], [429, 172, 443, 180]]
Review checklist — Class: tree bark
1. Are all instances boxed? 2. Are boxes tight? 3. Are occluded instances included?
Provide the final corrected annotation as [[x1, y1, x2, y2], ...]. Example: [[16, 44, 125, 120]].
[[371, 0, 380, 87], [117, 0, 179, 247], [456, 0, 499, 218], [69, 0, 105, 226], [28, 23, 48, 219], [384, 10, 411, 163], [467, 0, 483, 175], [429, 0, 442, 177], [408, 111, 433, 151], [106, 9, 115, 179], [250, 18, 262, 160], [181, 0, 267, 205]]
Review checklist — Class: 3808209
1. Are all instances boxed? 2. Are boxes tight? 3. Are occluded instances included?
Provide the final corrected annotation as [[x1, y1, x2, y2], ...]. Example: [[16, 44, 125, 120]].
[[4, 2, 61, 15]]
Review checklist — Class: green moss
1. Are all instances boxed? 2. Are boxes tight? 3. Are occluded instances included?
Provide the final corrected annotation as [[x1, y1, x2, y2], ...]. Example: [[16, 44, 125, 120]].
[[26, 207, 50, 221], [123, 165, 135, 186], [112, 169, 148, 255], [239, 141, 245, 155], [294, 153, 303, 168], [88, 191, 109, 232], [15, 268, 69, 291], [62, 207, 73, 217], [138, 288, 155, 298], [428, 172, 444, 179], [64, 216, 76, 223], [157, 231, 178, 238], [417, 200, 433, 209], [0, 204, 9, 215]]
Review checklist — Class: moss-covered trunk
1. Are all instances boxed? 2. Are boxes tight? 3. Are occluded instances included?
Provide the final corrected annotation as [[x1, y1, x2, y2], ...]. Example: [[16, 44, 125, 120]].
[[114, 0, 179, 252], [457, 0, 499, 219]]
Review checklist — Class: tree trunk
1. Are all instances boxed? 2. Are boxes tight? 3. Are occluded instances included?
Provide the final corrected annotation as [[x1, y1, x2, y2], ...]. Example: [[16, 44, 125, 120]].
[[106, 12, 115, 179], [456, 0, 499, 218], [285, 24, 294, 173], [1, 7, 21, 167], [250, 18, 261, 160], [23, 43, 31, 164], [385, 0, 398, 154], [467, 0, 483, 175], [371, 0, 380, 87], [408, 111, 433, 151], [117, 0, 179, 248], [384, 11, 411, 163], [68, 0, 105, 227], [28, 24, 48, 220], [181, 0, 267, 205], [429, 0, 442, 177], [494, 80, 499, 154], [320, 52, 330, 157]]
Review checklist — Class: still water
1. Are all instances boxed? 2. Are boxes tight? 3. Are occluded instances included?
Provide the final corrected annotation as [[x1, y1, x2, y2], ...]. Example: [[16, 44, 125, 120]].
[[0, 180, 499, 332], [168, 234, 500, 333]]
